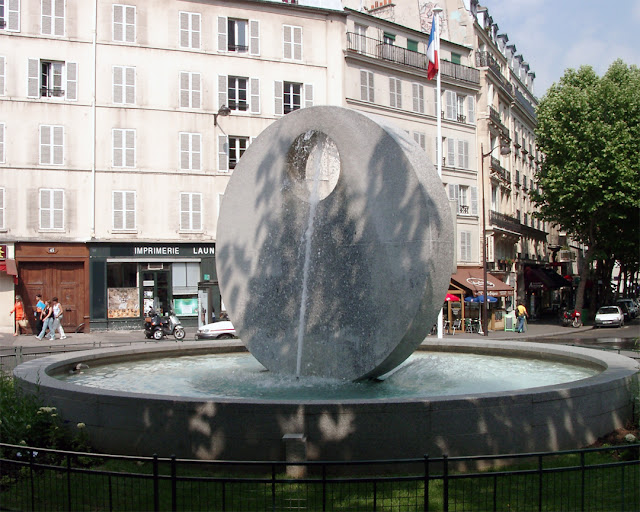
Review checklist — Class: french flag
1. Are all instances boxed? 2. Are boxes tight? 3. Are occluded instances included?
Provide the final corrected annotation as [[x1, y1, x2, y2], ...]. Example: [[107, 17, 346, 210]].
[[427, 16, 439, 80]]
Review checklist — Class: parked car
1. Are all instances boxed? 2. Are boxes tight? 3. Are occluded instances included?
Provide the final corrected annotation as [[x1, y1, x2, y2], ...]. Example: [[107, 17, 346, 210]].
[[616, 299, 637, 319], [594, 306, 624, 328], [615, 299, 636, 320], [195, 320, 237, 340]]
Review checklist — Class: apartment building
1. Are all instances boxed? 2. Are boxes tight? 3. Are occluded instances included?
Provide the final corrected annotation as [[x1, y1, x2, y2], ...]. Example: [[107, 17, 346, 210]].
[[0, 0, 346, 331]]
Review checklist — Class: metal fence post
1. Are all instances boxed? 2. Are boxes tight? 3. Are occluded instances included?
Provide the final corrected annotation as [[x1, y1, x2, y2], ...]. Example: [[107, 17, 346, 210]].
[[171, 455, 177, 512], [271, 463, 277, 512], [443, 455, 449, 512], [423, 455, 429, 512], [29, 449, 35, 511], [153, 454, 159, 512], [580, 451, 585, 512], [67, 453, 72, 510], [322, 463, 327, 512], [537, 454, 543, 512]]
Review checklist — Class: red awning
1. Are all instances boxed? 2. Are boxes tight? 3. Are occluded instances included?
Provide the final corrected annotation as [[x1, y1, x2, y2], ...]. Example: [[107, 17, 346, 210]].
[[0, 259, 17, 276], [451, 268, 515, 297]]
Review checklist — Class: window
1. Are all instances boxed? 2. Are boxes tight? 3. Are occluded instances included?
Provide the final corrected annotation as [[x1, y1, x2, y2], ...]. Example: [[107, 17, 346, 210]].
[[1, 0, 20, 31], [0, 56, 4, 95], [113, 4, 135, 42], [219, 75, 259, 113], [113, 190, 136, 230], [407, 39, 418, 52], [412, 83, 424, 113], [228, 18, 248, 52], [180, 192, 202, 231], [389, 77, 401, 108], [112, 128, 135, 168], [229, 136, 248, 169], [491, 185, 497, 211], [39, 188, 63, 229], [383, 32, 395, 45], [446, 138, 470, 169], [460, 231, 472, 261], [0, 187, 4, 229], [172, 262, 200, 295], [353, 23, 367, 52], [39, 125, 63, 165], [179, 71, 200, 109], [448, 184, 478, 215], [113, 65, 135, 104], [107, 262, 137, 288], [27, 58, 77, 101], [179, 11, 200, 49], [218, 17, 259, 55], [444, 91, 474, 123], [412, 131, 425, 150], [283, 25, 302, 60], [360, 70, 374, 102], [274, 81, 313, 115], [41, 0, 64, 36], [450, 52, 461, 65], [179, 132, 201, 171], [228, 76, 248, 111], [0, 122, 4, 162]]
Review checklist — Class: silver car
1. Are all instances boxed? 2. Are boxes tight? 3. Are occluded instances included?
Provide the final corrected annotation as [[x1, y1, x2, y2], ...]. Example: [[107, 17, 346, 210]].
[[594, 306, 624, 328]]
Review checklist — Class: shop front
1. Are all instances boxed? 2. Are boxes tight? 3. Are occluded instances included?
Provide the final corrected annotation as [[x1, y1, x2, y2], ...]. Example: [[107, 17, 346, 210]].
[[0, 244, 19, 333], [524, 266, 572, 318], [89, 243, 219, 331], [450, 267, 515, 332]]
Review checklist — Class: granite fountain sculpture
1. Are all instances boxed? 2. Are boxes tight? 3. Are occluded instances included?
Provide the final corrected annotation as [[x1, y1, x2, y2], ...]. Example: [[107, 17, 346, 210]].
[[13, 107, 638, 462]]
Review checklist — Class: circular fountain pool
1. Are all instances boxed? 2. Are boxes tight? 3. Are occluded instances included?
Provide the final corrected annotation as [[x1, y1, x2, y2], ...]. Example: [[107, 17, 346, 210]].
[[13, 340, 638, 462], [56, 351, 600, 400]]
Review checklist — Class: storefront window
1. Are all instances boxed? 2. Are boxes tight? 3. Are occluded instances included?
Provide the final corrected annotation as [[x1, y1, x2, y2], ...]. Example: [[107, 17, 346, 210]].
[[172, 262, 199, 316], [107, 262, 139, 318]]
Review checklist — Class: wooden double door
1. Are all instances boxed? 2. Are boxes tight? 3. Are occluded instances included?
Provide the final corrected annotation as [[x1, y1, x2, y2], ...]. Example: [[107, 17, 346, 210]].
[[18, 262, 84, 332]]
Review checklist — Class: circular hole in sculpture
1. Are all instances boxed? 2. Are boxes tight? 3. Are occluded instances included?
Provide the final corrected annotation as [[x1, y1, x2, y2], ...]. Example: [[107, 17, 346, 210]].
[[286, 130, 340, 202]]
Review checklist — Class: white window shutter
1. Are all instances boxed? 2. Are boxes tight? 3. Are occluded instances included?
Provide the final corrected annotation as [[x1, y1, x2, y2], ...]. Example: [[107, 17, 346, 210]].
[[113, 66, 123, 103], [192, 13, 201, 49], [180, 193, 190, 230], [447, 138, 455, 166], [53, 0, 64, 36], [192, 73, 201, 109], [304, 84, 313, 108], [389, 77, 396, 108], [7, 0, 20, 31], [360, 71, 367, 101], [293, 26, 302, 60], [218, 74, 227, 109], [179, 12, 190, 48], [274, 81, 283, 116], [467, 96, 475, 124], [53, 126, 63, 164], [125, 129, 135, 167], [283, 25, 292, 59], [179, 72, 189, 108], [42, 0, 52, 35], [192, 194, 202, 230], [125, 191, 135, 229], [28, 58, 39, 98], [113, 191, 123, 229], [457, 140, 465, 168], [192, 134, 201, 170], [250, 78, 260, 114], [396, 79, 402, 109], [66, 62, 77, 101], [412, 83, 419, 112], [53, 189, 63, 228], [470, 186, 478, 215], [463, 140, 469, 169], [125, 5, 135, 42], [448, 184, 460, 213], [0, 123, 5, 163], [125, 67, 135, 104], [40, 189, 50, 228], [0, 57, 5, 95], [112, 129, 122, 166], [180, 133, 190, 169], [249, 20, 260, 56], [445, 90, 455, 120], [113, 5, 123, 41], [218, 134, 228, 172], [217, 16, 227, 52]]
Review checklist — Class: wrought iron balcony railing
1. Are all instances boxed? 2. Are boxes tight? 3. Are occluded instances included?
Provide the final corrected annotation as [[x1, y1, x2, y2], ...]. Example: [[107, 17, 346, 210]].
[[41, 87, 65, 98]]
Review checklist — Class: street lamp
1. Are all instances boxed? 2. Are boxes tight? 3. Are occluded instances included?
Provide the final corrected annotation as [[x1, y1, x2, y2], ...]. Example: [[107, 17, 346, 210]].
[[479, 140, 511, 336], [214, 105, 231, 126]]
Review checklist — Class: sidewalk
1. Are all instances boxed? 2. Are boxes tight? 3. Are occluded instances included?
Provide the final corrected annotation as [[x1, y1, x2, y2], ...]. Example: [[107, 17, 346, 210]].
[[0, 319, 593, 349]]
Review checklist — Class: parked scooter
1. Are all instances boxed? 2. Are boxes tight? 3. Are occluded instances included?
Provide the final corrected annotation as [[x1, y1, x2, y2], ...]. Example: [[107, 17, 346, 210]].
[[561, 308, 582, 328], [144, 308, 186, 340]]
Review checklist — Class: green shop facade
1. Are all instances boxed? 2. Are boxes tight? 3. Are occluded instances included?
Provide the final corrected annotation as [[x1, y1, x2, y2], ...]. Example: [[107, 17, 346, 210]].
[[89, 243, 220, 331]]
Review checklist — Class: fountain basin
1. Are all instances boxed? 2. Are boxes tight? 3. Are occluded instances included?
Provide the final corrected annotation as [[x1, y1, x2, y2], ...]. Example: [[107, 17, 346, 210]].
[[13, 340, 638, 461]]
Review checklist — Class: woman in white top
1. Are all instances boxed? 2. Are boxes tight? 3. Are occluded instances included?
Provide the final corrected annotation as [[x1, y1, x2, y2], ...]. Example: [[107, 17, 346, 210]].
[[51, 297, 67, 340]]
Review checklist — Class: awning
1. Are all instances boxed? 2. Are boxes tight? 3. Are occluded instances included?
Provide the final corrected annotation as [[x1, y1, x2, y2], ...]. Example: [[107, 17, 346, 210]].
[[451, 268, 515, 297], [0, 259, 17, 276], [525, 267, 572, 290]]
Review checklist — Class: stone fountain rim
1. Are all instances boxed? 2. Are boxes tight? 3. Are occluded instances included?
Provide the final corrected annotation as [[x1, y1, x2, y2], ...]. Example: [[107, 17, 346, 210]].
[[13, 340, 639, 406]]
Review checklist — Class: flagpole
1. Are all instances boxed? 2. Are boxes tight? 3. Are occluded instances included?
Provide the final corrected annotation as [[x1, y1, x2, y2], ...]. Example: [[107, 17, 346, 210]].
[[432, 6, 444, 339]]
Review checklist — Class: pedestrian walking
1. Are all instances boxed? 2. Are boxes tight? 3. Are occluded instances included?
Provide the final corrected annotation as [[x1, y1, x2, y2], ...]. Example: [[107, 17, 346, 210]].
[[51, 297, 67, 340], [516, 303, 528, 333], [34, 293, 45, 336], [9, 295, 28, 336], [36, 300, 55, 340]]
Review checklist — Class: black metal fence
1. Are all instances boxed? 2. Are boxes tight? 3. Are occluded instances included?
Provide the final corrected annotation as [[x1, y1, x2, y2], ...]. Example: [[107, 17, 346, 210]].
[[1, 442, 638, 511]]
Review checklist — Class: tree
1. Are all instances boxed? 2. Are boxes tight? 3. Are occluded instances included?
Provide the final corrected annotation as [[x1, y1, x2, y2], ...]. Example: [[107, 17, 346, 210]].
[[532, 60, 640, 314]]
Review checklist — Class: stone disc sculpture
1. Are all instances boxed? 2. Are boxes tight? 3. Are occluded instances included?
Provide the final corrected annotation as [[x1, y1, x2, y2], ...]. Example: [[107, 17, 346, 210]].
[[216, 106, 453, 381]]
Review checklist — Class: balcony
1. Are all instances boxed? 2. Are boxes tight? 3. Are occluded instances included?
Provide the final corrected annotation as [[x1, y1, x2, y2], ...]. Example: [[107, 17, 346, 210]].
[[475, 51, 514, 98], [490, 157, 510, 189], [490, 210, 521, 234], [489, 106, 510, 139], [347, 33, 480, 84], [41, 87, 65, 98]]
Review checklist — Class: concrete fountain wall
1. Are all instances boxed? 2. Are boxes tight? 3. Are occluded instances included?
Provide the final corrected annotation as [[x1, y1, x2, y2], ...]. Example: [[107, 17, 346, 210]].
[[13, 340, 638, 461]]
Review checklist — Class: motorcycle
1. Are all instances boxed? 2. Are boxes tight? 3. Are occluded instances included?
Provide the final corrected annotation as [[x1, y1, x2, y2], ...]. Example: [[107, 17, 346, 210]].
[[144, 309, 186, 340], [561, 308, 582, 328]]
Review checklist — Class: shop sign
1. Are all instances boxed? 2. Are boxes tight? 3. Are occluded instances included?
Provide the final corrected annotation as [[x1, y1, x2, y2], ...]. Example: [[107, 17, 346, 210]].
[[111, 244, 215, 257], [0, 245, 6, 260]]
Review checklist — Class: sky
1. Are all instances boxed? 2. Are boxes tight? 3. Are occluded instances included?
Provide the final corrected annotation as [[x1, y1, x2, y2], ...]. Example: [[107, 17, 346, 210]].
[[478, 0, 640, 97]]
